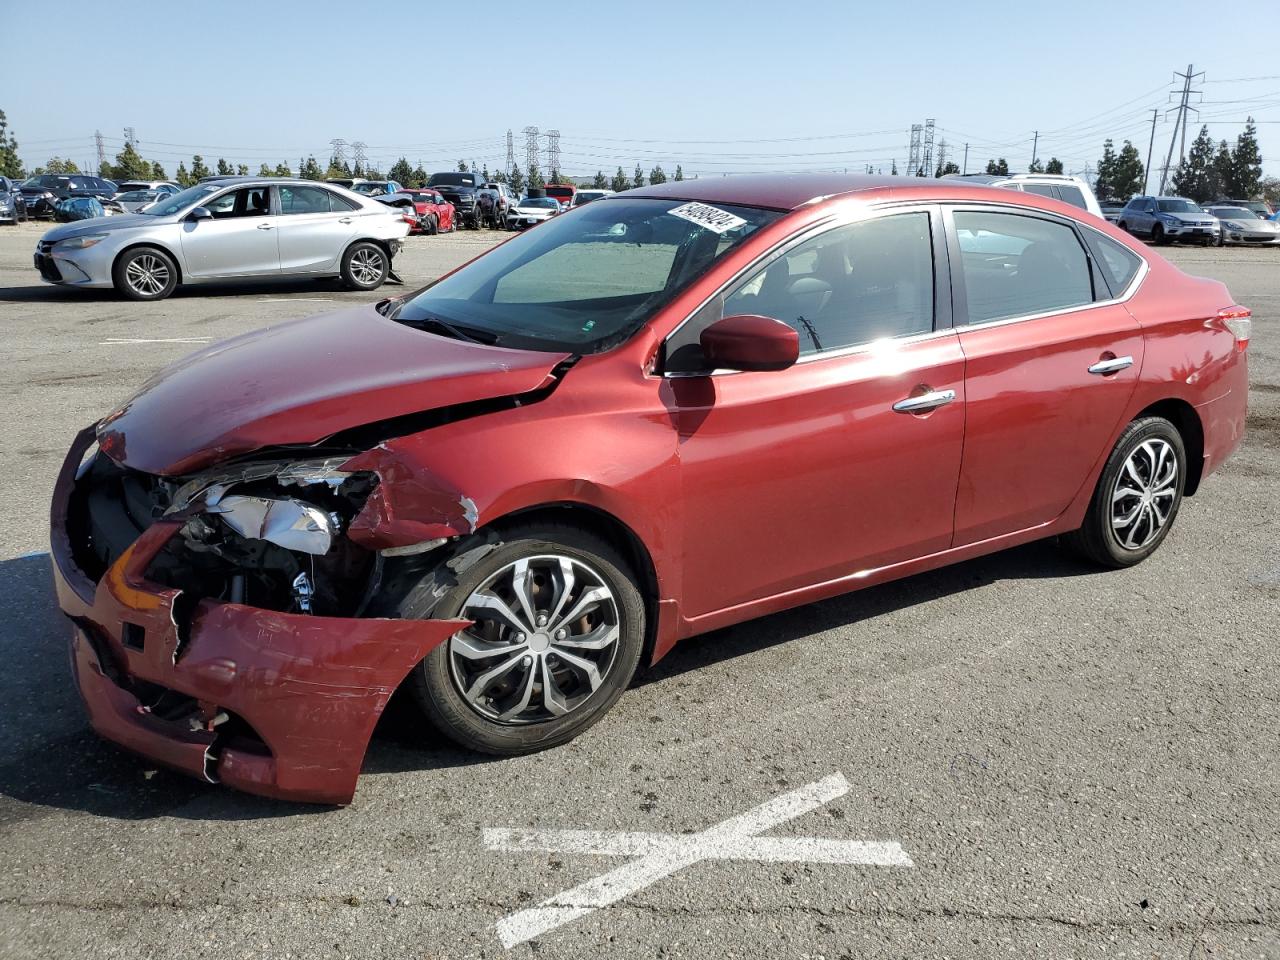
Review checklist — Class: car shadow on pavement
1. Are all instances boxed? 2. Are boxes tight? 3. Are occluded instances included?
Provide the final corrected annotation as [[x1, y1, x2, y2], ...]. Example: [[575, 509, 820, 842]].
[[640, 538, 1098, 686], [0, 552, 490, 823]]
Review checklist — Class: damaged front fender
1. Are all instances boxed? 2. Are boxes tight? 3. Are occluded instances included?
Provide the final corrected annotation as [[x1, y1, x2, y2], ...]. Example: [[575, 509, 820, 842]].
[[341, 444, 479, 552]]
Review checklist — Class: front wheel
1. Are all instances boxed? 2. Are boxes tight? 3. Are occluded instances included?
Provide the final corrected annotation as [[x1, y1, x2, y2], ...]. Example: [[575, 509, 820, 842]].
[[1151, 224, 1167, 245], [113, 246, 179, 301], [425, 214, 438, 236], [385, 524, 646, 755], [1062, 417, 1186, 568], [340, 241, 389, 290]]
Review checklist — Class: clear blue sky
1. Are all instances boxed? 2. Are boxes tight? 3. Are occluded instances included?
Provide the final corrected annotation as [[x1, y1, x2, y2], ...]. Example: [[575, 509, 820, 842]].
[[2, 0, 1276, 181]]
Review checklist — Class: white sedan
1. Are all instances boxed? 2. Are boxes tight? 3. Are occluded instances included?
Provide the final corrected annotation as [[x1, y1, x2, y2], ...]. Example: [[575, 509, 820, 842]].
[[506, 197, 562, 230]]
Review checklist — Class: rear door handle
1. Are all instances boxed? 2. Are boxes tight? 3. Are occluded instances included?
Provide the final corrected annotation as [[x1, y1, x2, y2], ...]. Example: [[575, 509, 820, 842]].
[[1087, 356, 1133, 375], [893, 389, 957, 414], [338, 217, 353, 224], [257, 223, 274, 230]]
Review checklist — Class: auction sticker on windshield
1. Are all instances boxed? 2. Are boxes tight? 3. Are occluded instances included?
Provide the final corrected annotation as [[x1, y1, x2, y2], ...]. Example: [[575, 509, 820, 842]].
[[668, 201, 748, 234]]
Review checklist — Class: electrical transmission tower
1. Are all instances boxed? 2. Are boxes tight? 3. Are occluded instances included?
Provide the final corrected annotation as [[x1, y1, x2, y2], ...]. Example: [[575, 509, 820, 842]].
[[545, 129, 561, 177], [329, 138, 347, 165], [1158, 64, 1203, 194], [935, 138, 949, 177], [505, 129, 515, 176], [921, 120, 935, 178], [123, 126, 136, 146], [522, 126, 539, 172], [906, 124, 922, 178], [95, 130, 106, 172], [351, 141, 367, 171]]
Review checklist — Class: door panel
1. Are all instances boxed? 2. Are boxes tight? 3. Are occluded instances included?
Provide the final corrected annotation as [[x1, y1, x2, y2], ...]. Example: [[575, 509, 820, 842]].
[[179, 218, 280, 277], [670, 334, 966, 618], [954, 304, 1143, 544], [276, 212, 358, 272]]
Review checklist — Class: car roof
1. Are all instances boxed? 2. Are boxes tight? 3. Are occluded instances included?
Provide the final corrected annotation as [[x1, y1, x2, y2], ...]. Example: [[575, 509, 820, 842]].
[[196, 176, 346, 188], [622, 173, 1108, 213]]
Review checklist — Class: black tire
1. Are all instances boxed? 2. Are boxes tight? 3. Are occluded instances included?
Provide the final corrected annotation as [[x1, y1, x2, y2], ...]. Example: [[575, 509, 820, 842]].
[[382, 523, 646, 755], [425, 214, 438, 236], [339, 241, 389, 291], [112, 246, 179, 301], [1117, 220, 1128, 233], [1151, 224, 1167, 245], [1062, 416, 1187, 569]]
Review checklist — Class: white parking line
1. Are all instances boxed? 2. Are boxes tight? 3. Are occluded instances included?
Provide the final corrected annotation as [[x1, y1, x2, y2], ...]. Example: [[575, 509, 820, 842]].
[[257, 297, 334, 302], [486, 772, 911, 948], [98, 337, 213, 345]]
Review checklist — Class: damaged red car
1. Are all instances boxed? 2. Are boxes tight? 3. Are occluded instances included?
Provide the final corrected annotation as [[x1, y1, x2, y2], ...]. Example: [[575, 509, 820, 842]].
[[51, 175, 1249, 804]]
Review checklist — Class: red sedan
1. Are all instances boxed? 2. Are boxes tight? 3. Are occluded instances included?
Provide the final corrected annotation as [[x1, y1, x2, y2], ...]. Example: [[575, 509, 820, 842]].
[[52, 175, 1248, 803], [401, 188, 455, 234]]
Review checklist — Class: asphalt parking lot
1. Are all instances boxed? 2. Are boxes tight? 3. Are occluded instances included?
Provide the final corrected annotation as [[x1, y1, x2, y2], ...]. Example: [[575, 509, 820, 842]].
[[0, 220, 1277, 960]]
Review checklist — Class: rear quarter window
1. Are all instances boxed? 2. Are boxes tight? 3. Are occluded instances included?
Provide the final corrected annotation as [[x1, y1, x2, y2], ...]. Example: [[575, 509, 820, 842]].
[[1089, 233, 1143, 295]]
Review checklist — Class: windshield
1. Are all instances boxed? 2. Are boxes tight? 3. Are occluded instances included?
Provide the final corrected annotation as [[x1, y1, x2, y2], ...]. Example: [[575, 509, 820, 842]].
[[352, 182, 385, 195], [545, 186, 574, 198], [23, 176, 71, 189], [1157, 199, 1200, 213], [574, 192, 606, 205], [1211, 207, 1256, 220], [519, 197, 560, 209], [395, 198, 780, 353], [119, 190, 158, 201], [428, 173, 478, 187], [142, 183, 223, 216]]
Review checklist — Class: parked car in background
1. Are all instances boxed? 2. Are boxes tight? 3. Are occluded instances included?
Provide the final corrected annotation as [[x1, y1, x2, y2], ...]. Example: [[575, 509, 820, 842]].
[[427, 171, 485, 229], [572, 188, 613, 207], [1205, 205, 1280, 245], [114, 189, 171, 213], [945, 172, 1103, 217], [351, 180, 404, 197], [478, 182, 518, 228], [49, 174, 1249, 803], [1213, 198, 1273, 219], [1099, 200, 1126, 223], [0, 175, 29, 223], [545, 183, 577, 209], [113, 180, 180, 198], [1116, 196, 1217, 245], [20, 175, 117, 219], [505, 195, 561, 229], [33, 178, 408, 300], [401, 188, 455, 234]]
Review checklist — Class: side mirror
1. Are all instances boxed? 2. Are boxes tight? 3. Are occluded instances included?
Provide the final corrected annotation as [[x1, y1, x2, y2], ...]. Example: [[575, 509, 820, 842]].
[[188, 206, 213, 221], [699, 314, 800, 372]]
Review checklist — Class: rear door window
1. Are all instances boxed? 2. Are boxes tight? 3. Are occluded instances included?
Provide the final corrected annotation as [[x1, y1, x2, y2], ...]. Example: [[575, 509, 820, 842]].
[[953, 210, 1095, 324]]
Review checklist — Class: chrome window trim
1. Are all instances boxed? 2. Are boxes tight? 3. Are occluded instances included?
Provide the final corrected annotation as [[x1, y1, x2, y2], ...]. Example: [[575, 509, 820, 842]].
[[658, 201, 945, 378]]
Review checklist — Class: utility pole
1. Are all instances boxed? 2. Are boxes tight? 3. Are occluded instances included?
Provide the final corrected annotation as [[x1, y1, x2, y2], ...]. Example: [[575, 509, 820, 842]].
[[962, 142, 969, 175], [1159, 64, 1203, 194], [1143, 109, 1158, 195], [1030, 130, 1039, 170]]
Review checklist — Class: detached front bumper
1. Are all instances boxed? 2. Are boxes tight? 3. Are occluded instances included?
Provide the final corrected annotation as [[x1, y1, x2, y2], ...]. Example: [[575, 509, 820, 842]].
[[51, 427, 465, 805]]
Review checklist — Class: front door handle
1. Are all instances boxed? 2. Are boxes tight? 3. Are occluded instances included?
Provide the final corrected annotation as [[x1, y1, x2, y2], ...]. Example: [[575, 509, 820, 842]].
[[257, 223, 274, 230], [893, 389, 957, 414], [1087, 355, 1134, 375], [338, 217, 354, 224]]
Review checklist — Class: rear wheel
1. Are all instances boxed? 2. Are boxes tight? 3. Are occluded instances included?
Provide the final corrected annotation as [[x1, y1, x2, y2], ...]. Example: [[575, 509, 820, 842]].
[[340, 241, 389, 290], [112, 246, 179, 301], [1063, 417, 1186, 568], [383, 524, 646, 755]]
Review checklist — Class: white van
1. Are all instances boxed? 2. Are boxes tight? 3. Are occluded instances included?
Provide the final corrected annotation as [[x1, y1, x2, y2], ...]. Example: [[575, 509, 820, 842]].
[[944, 172, 1103, 219]]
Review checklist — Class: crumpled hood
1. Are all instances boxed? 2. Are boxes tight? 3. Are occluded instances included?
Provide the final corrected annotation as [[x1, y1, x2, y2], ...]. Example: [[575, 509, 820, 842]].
[[98, 303, 571, 476]]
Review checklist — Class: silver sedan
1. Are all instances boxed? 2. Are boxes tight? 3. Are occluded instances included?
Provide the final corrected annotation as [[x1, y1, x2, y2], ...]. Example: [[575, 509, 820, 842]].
[[33, 178, 410, 300]]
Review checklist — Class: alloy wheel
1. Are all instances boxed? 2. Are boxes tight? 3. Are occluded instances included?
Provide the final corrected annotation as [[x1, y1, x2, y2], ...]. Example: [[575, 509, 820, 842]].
[[349, 247, 385, 285], [1110, 439, 1178, 550], [125, 254, 170, 297], [449, 554, 621, 724]]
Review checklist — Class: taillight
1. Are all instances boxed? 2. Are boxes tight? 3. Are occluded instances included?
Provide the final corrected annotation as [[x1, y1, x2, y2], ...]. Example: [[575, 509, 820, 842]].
[[1217, 305, 1251, 351]]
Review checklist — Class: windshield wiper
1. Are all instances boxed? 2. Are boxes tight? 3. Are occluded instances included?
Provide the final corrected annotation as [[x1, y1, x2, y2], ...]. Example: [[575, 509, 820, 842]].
[[398, 312, 498, 345]]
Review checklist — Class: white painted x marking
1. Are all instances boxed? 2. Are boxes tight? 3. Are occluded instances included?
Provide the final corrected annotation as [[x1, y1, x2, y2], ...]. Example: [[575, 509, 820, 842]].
[[485, 772, 912, 948]]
